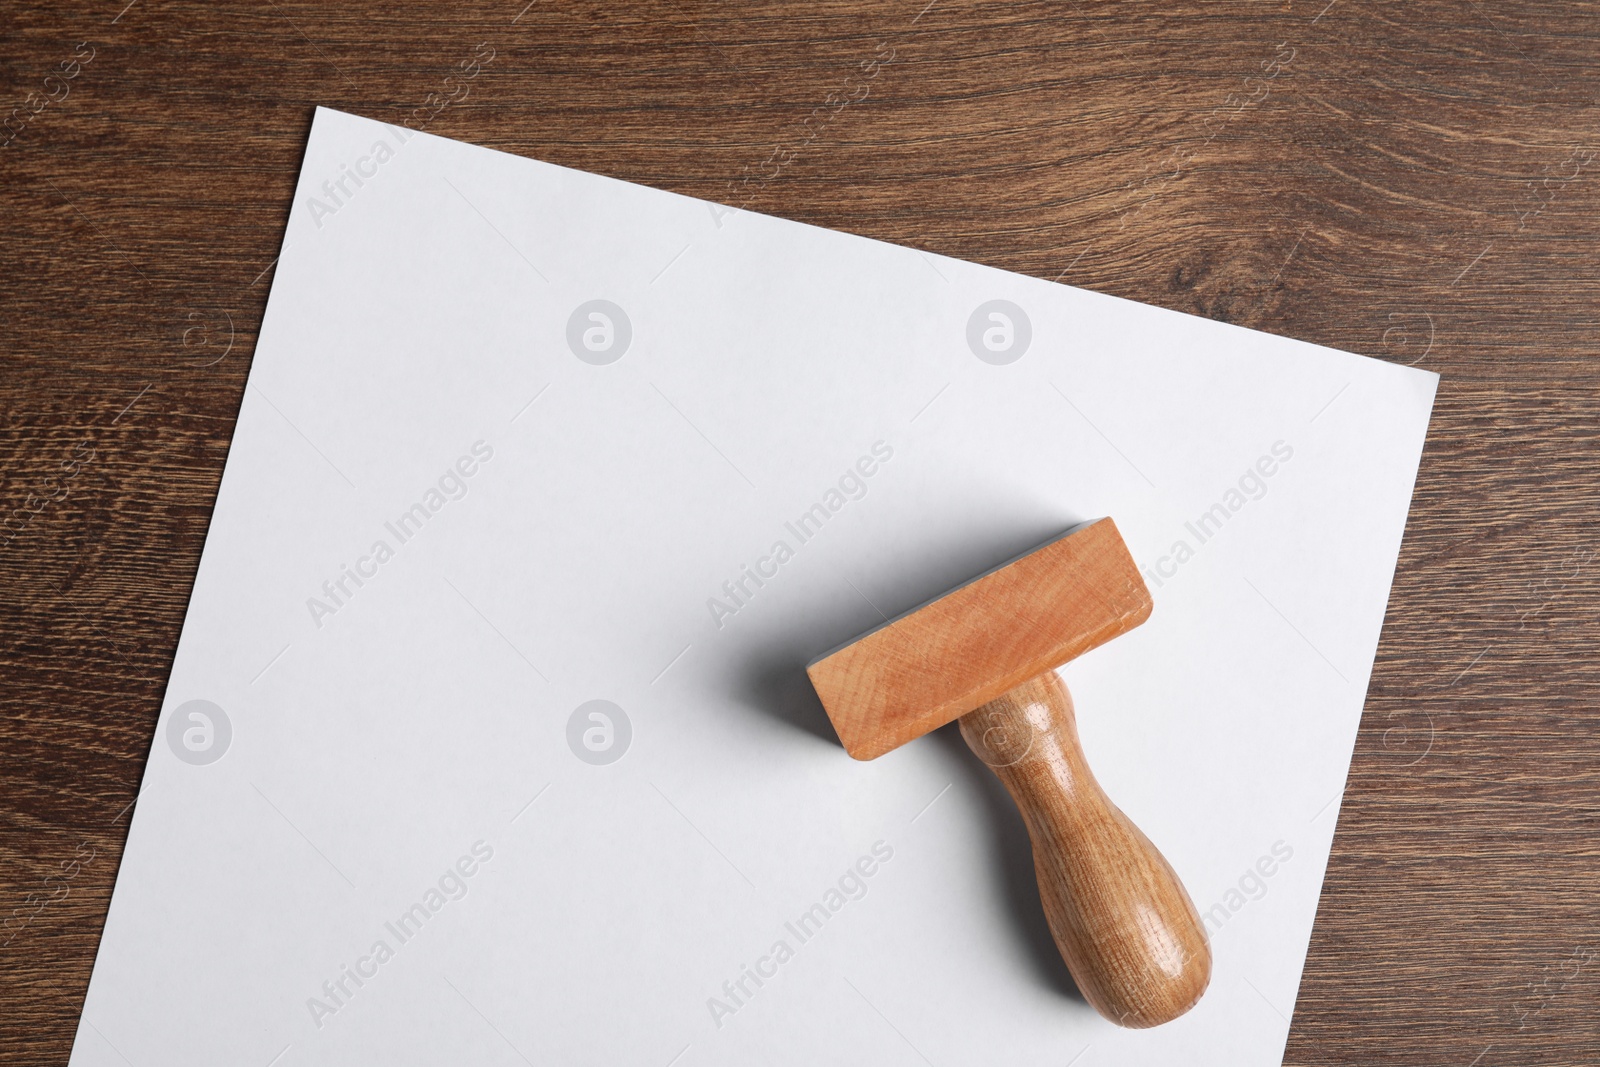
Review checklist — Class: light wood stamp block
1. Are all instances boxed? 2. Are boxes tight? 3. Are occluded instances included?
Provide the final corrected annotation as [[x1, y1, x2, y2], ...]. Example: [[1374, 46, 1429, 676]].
[[807, 518, 1211, 1028]]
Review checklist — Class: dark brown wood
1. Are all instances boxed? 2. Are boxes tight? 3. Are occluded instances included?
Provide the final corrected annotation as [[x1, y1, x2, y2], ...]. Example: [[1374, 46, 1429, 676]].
[[3, 1, 1598, 1062]]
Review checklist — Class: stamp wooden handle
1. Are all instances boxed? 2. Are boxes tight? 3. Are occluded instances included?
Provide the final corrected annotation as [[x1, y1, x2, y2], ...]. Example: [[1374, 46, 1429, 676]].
[[958, 671, 1211, 1027]]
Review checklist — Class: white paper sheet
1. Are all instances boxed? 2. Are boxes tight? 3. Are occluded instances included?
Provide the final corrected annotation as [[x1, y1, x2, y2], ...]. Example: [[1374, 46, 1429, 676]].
[[69, 106, 1437, 1067]]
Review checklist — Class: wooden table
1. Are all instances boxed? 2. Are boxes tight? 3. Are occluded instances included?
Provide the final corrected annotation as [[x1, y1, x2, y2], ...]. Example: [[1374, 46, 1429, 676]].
[[3, 1, 1597, 1062]]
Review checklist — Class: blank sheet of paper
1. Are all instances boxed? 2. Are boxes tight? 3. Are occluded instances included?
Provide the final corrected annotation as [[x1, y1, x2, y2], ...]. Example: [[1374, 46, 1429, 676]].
[[69, 107, 1436, 1067]]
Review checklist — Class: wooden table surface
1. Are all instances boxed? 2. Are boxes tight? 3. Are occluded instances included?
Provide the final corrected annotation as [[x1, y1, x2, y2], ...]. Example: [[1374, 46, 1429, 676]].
[[4, 1, 1598, 1062]]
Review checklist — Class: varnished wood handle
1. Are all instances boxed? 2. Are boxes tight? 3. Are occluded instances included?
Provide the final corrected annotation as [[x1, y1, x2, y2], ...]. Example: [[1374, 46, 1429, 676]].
[[958, 672, 1211, 1027]]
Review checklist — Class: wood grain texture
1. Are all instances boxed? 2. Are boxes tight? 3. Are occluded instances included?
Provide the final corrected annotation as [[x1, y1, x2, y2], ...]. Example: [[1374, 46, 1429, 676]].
[[2, 1, 1599, 1063], [808, 518, 1150, 759], [960, 672, 1212, 1029]]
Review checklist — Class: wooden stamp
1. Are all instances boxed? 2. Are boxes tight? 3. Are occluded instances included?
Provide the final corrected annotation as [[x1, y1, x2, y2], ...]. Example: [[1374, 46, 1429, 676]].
[[808, 518, 1211, 1027]]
